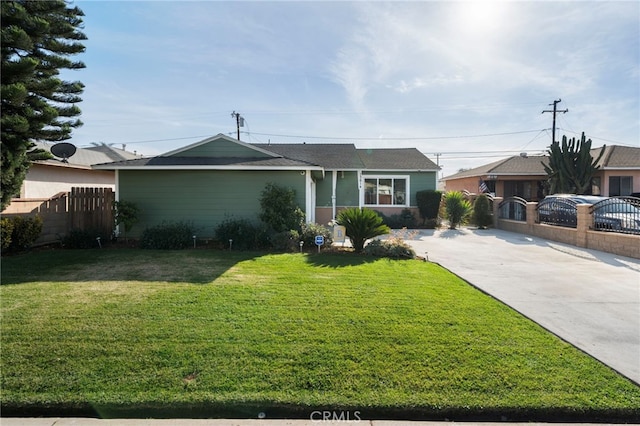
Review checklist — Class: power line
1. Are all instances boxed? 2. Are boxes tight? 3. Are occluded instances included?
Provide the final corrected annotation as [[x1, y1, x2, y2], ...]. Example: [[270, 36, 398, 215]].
[[241, 129, 546, 141]]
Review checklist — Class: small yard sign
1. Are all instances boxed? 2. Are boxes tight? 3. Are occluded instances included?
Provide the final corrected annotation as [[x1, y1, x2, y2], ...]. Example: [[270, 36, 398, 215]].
[[315, 235, 324, 253], [333, 225, 346, 244]]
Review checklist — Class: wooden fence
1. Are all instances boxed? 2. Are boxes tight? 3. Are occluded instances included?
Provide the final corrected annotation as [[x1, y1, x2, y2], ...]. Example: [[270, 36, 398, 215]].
[[2, 187, 115, 246]]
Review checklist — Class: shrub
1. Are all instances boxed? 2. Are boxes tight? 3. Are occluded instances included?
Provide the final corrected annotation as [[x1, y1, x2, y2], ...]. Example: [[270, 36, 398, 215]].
[[473, 194, 493, 229], [376, 208, 417, 229], [1, 217, 14, 251], [416, 190, 443, 224], [62, 228, 110, 249], [2, 215, 43, 253], [215, 217, 266, 250], [270, 230, 300, 252], [362, 228, 416, 259], [336, 207, 390, 252], [299, 222, 333, 249], [444, 191, 472, 229], [259, 183, 305, 233], [113, 200, 140, 240], [140, 221, 196, 250]]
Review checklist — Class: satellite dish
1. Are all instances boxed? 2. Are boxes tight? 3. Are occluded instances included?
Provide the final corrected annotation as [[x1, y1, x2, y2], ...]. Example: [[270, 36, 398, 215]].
[[51, 142, 77, 163]]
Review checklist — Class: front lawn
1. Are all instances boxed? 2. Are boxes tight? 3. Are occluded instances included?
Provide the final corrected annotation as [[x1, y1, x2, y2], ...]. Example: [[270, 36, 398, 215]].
[[1, 249, 639, 420]]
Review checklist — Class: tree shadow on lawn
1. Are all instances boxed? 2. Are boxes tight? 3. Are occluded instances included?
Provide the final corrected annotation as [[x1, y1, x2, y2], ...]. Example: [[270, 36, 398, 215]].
[[303, 251, 378, 268], [0, 248, 266, 285]]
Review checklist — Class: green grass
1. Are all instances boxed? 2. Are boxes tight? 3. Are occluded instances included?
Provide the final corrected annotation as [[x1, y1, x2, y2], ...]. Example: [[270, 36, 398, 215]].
[[1, 249, 639, 420]]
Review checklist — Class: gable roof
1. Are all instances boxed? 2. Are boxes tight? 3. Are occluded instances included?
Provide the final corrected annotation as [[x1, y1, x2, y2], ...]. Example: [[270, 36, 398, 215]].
[[164, 134, 280, 159], [444, 155, 549, 180], [33, 141, 139, 170], [94, 134, 439, 172], [357, 148, 438, 170], [253, 143, 365, 169], [443, 144, 640, 181], [592, 145, 640, 169]]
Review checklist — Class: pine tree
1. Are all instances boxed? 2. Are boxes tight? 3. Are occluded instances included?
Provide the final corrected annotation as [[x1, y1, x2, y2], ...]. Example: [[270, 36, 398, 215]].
[[1, 0, 86, 210], [542, 132, 605, 195]]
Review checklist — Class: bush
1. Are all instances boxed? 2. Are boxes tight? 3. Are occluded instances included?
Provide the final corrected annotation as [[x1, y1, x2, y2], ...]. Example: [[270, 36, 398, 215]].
[[259, 183, 305, 233], [473, 194, 493, 229], [1, 217, 14, 251], [362, 228, 416, 259], [113, 200, 140, 240], [215, 217, 266, 250], [336, 207, 390, 252], [62, 228, 110, 249], [2, 215, 43, 253], [269, 229, 300, 252], [444, 191, 472, 229], [140, 221, 196, 250], [299, 222, 333, 250], [376, 209, 417, 229], [416, 190, 443, 224]]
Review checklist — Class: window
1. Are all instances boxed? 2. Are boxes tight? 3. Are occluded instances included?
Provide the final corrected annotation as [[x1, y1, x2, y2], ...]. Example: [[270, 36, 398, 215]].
[[609, 176, 633, 196], [364, 176, 408, 206]]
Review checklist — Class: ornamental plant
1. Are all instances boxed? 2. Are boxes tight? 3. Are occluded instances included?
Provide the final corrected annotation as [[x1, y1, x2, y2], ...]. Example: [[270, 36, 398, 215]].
[[336, 207, 390, 252], [473, 194, 493, 229], [444, 191, 472, 230]]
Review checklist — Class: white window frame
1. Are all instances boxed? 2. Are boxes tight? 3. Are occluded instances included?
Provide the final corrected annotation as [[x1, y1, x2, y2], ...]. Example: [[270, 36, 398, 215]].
[[361, 175, 410, 207]]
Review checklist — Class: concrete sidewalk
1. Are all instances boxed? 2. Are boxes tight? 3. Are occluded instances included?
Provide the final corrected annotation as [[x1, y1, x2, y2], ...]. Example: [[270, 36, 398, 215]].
[[402, 227, 640, 384]]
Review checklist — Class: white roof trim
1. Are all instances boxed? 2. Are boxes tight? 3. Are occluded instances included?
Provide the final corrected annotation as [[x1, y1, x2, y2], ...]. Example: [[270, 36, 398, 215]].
[[162, 133, 281, 158]]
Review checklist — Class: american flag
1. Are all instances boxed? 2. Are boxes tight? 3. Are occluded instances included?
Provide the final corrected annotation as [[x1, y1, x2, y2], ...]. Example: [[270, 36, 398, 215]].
[[479, 179, 489, 193]]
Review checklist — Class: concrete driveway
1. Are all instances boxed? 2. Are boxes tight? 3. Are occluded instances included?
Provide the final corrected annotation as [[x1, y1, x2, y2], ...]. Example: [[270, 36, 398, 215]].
[[401, 227, 640, 385]]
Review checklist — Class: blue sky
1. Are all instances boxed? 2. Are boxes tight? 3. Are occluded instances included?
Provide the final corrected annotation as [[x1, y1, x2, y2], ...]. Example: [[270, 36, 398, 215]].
[[67, 1, 639, 177]]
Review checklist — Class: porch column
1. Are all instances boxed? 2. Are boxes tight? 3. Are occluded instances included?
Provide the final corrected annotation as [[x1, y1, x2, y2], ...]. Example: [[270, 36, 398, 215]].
[[357, 170, 363, 208], [305, 170, 314, 223], [332, 170, 337, 220]]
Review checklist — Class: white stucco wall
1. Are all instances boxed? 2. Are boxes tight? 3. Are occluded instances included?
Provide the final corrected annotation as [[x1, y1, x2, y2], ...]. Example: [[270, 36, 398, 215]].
[[21, 163, 115, 199]]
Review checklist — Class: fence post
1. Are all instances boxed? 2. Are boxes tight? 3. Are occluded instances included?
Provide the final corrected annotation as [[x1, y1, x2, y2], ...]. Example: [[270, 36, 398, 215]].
[[576, 204, 591, 248]]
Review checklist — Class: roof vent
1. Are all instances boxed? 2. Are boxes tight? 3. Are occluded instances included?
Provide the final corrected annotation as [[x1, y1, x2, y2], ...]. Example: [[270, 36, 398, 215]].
[[520, 152, 528, 158]]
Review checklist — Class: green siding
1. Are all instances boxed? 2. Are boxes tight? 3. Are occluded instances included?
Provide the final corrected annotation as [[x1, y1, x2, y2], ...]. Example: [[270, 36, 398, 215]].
[[119, 170, 305, 238], [171, 139, 273, 158], [336, 172, 359, 206], [408, 172, 437, 205], [314, 171, 360, 207]]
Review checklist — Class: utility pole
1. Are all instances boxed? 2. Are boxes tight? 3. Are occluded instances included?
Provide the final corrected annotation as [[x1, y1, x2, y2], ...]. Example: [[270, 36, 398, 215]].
[[231, 111, 244, 140], [541, 99, 568, 144], [434, 153, 441, 180]]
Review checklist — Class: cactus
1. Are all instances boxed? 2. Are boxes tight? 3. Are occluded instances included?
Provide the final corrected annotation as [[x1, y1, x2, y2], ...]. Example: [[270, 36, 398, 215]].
[[542, 132, 605, 195]]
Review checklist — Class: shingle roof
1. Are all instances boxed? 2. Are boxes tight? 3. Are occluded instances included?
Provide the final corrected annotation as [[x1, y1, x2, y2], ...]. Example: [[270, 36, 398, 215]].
[[357, 148, 439, 170], [592, 145, 640, 169], [444, 145, 640, 181], [33, 141, 118, 168], [254, 144, 365, 169], [444, 155, 549, 179], [93, 135, 439, 171], [93, 156, 315, 168]]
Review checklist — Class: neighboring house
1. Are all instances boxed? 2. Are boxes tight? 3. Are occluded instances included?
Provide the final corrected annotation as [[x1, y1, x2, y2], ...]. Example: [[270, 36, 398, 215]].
[[442, 145, 640, 200], [93, 134, 439, 237], [14, 142, 140, 200]]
